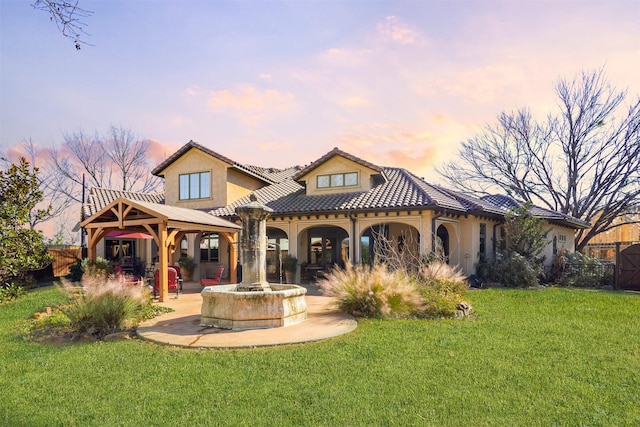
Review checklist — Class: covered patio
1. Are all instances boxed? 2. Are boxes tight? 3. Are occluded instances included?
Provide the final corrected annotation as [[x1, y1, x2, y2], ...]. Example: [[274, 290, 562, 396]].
[[80, 197, 241, 301]]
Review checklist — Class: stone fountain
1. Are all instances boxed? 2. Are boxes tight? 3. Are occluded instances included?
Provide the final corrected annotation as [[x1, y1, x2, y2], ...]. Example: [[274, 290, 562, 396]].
[[200, 194, 307, 329]]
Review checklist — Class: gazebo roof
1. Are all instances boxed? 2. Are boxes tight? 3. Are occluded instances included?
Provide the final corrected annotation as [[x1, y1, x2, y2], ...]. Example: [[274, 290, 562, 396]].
[[80, 197, 241, 233]]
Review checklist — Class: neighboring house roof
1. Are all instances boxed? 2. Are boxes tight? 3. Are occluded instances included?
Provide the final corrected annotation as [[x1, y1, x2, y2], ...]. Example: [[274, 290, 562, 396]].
[[151, 140, 296, 185], [481, 194, 590, 228], [292, 147, 383, 181], [83, 187, 165, 220]]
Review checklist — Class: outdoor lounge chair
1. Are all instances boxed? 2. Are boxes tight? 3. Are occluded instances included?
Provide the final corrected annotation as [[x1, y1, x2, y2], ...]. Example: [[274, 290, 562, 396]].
[[200, 265, 224, 286], [153, 267, 180, 298], [171, 265, 184, 291]]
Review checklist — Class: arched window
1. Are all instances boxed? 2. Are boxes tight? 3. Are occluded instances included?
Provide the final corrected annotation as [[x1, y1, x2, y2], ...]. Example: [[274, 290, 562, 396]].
[[180, 237, 188, 258], [200, 233, 219, 262]]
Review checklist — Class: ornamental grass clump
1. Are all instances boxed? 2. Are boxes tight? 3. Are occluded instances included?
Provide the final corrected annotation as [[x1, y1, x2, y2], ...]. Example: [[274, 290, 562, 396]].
[[415, 261, 471, 319], [61, 275, 150, 338], [318, 263, 422, 318]]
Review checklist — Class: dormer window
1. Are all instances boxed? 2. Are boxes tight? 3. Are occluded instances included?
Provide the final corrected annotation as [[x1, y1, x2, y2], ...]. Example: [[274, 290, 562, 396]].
[[179, 171, 211, 200], [317, 172, 358, 189]]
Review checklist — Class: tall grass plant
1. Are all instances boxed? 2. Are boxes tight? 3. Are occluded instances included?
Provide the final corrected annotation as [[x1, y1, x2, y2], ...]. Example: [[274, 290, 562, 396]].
[[318, 263, 422, 318], [61, 276, 149, 338]]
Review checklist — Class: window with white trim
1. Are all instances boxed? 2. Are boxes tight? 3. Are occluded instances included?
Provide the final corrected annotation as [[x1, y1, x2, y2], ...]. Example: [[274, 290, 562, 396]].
[[179, 171, 210, 200]]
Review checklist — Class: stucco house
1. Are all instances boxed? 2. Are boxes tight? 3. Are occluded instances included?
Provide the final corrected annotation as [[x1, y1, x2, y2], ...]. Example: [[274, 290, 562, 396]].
[[81, 140, 589, 291]]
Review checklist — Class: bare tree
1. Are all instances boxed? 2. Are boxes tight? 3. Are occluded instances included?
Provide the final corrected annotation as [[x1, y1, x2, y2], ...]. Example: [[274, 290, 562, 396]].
[[49, 126, 162, 205], [31, 0, 93, 49], [438, 68, 640, 252], [106, 126, 158, 192]]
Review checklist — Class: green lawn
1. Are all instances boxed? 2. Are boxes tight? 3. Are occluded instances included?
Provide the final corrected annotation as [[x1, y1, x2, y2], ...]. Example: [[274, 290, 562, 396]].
[[1, 286, 639, 426]]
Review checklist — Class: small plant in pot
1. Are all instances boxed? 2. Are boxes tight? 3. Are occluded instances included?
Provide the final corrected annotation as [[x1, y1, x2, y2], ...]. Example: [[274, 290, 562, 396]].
[[178, 256, 196, 281], [282, 254, 298, 284]]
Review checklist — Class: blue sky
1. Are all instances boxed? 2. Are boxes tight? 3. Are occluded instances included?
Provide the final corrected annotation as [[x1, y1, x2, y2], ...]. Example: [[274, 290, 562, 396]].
[[1, 0, 639, 182]]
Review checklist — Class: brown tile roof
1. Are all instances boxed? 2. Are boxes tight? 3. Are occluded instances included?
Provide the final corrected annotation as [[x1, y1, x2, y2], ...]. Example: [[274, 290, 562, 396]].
[[481, 194, 590, 228], [95, 144, 586, 230], [211, 168, 473, 217], [208, 166, 588, 229]]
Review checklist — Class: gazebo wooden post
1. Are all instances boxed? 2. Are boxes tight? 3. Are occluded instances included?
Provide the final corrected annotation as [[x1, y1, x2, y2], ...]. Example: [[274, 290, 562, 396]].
[[158, 224, 169, 302], [86, 229, 97, 262]]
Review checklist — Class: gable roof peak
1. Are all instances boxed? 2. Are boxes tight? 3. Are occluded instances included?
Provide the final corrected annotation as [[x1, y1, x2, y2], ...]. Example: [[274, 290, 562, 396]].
[[151, 140, 235, 176], [292, 147, 383, 181]]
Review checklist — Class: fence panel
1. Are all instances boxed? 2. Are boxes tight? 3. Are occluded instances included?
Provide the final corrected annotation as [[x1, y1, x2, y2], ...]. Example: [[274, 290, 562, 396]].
[[47, 246, 83, 277], [557, 262, 615, 288]]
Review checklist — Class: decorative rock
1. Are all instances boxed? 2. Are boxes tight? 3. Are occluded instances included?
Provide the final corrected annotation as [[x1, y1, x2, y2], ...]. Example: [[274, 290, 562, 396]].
[[104, 331, 132, 341], [455, 301, 472, 318]]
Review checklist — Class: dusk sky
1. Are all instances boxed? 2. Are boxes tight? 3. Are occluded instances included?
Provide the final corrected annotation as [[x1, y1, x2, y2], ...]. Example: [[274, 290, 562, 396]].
[[1, 0, 639, 183]]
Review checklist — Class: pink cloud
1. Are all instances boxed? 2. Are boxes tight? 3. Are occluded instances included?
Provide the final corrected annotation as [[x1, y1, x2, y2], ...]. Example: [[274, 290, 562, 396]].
[[208, 85, 295, 124], [316, 47, 373, 68], [341, 96, 372, 107], [209, 85, 294, 112], [146, 139, 182, 166], [376, 16, 425, 46]]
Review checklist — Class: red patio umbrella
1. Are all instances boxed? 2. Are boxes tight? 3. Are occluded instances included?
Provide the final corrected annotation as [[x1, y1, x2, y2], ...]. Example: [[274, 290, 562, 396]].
[[106, 230, 153, 239]]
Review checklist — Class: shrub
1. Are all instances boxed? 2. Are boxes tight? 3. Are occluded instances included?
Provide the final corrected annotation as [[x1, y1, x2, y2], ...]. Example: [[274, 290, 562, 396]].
[[489, 251, 541, 288], [61, 276, 149, 338], [0, 281, 25, 304], [415, 261, 470, 318], [318, 263, 422, 318], [81, 257, 113, 281], [282, 254, 298, 272], [67, 259, 84, 283], [177, 256, 196, 280]]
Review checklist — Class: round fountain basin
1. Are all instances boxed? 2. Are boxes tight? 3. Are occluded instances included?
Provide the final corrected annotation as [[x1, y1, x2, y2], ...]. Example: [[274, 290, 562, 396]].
[[200, 284, 307, 329]]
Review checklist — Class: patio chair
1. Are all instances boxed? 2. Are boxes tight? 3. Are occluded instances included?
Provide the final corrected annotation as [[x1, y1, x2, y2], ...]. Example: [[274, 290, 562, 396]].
[[171, 265, 184, 291], [200, 265, 224, 286], [153, 267, 180, 298]]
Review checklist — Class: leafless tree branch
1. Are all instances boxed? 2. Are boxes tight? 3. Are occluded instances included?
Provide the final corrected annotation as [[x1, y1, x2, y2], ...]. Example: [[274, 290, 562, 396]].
[[438, 67, 640, 251], [31, 0, 93, 49]]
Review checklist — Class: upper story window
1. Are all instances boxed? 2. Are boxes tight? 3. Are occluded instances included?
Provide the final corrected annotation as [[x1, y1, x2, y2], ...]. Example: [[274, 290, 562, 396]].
[[317, 172, 358, 189], [179, 171, 210, 200]]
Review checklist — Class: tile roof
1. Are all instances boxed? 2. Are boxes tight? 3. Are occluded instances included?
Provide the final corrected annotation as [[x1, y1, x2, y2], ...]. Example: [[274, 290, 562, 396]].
[[212, 168, 488, 217], [82, 187, 164, 219], [240, 164, 302, 183], [128, 199, 241, 230], [481, 194, 590, 228], [208, 166, 588, 229], [84, 146, 588, 231]]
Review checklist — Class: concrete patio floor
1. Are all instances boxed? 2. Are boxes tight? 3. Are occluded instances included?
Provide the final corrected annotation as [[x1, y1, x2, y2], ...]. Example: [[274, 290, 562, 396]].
[[137, 280, 357, 348]]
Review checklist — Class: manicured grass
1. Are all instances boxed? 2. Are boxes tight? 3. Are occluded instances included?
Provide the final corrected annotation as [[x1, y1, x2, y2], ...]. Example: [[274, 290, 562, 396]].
[[1, 286, 639, 426]]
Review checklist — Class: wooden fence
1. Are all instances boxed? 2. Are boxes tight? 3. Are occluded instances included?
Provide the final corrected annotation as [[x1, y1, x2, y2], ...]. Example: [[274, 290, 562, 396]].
[[46, 245, 84, 278]]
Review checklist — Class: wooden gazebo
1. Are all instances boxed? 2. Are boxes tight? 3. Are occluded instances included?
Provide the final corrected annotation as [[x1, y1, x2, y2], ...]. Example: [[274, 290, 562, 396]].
[[80, 197, 241, 301]]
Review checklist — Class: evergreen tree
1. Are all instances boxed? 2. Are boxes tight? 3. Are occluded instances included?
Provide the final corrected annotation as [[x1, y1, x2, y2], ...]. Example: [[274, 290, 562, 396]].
[[0, 158, 53, 287]]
